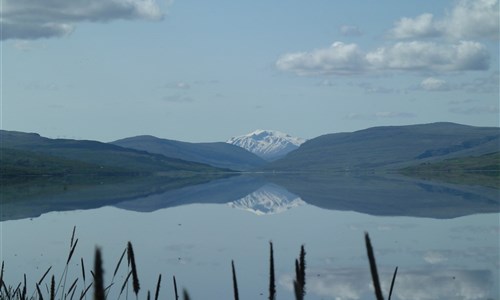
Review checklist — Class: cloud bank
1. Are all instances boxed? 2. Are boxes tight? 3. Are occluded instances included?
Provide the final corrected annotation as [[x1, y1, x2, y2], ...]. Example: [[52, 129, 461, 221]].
[[276, 41, 490, 75], [276, 0, 497, 76], [1, 0, 165, 40], [389, 0, 499, 40]]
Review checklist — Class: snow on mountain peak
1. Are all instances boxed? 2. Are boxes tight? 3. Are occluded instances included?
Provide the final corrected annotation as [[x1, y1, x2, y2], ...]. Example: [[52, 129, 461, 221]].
[[227, 129, 306, 161]]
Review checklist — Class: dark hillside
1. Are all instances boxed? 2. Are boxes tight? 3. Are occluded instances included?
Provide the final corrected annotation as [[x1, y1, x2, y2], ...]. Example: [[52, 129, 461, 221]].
[[112, 135, 266, 171], [265, 123, 499, 172], [0, 130, 226, 174]]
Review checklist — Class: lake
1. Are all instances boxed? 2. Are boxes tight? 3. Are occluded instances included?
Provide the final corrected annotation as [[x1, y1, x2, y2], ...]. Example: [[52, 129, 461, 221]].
[[1, 173, 499, 300]]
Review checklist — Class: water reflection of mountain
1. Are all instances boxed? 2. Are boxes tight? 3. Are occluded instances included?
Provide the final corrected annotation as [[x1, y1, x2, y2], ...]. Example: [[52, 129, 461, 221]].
[[0, 174, 237, 221], [227, 183, 305, 215], [265, 174, 499, 219], [113, 175, 266, 212], [1, 173, 498, 221]]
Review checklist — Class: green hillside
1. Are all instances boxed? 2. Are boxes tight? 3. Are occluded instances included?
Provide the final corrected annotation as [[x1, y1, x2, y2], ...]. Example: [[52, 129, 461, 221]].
[[401, 152, 500, 188], [0, 148, 130, 176], [112, 135, 266, 171], [0, 130, 228, 175], [264, 122, 499, 172]]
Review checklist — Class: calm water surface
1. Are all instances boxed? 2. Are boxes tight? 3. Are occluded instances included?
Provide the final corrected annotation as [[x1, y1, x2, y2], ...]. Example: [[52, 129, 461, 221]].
[[1, 174, 499, 300]]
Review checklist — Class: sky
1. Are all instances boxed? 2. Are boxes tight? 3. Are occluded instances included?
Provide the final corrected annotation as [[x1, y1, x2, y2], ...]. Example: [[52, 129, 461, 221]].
[[1, 0, 499, 142]]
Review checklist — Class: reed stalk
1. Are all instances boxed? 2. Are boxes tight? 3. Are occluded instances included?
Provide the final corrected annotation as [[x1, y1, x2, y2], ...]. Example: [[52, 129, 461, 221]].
[[127, 242, 140, 298], [154, 274, 161, 300], [365, 232, 384, 300], [50, 275, 55, 300], [388, 266, 398, 300], [173, 276, 179, 300], [268, 241, 276, 300], [231, 260, 239, 300], [182, 289, 190, 300], [93, 248, 105, 300]]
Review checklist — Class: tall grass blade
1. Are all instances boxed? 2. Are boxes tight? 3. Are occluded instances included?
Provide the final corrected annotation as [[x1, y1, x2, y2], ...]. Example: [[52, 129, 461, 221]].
[[0, 261, 4, 296], [114, 248, 127, 278], [154, 274, 161, 300], [365, 232, 384, 300], [69, 282, 78, 300], [36, 283, 44, 300], [173, 276, 179, 300], [70, 226, 76, 249], [79, 283, 93, 300], [50, 275, 55, 300], [93, 247, 105, 300], [231, 260, 239, 300], [67, 239, 78, 265], [388, 266, 398, 300], [67, 278, 79, 297], [293, 259, 302, 300], [21, 273, 27, 300], [81, 258, 86, 283], [269, 241, 276, 300], [127, 242, 140, 297], [182, 289, 190, 300], [119, 271, 133, 297], [299, 245, 306, 297], [38, 266, 52, 285]]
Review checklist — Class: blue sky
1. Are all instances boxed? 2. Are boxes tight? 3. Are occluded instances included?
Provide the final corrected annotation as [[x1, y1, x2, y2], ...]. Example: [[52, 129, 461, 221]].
[[1, 0, 499, 142]]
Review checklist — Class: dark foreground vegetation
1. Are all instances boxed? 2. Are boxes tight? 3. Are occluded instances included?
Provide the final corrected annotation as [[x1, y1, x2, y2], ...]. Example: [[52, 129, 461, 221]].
[[0, 227, 398, 300]]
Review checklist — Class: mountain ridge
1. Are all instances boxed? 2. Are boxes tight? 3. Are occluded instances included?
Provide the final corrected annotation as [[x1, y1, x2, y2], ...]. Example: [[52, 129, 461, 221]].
[[111, 135, 266, 171]]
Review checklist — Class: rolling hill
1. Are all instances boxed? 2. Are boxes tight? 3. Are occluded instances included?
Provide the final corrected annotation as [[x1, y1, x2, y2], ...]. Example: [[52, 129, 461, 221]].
[[0, 130, 227, 175], [111, 135, 266, 171], [264, 122, 500, 172]]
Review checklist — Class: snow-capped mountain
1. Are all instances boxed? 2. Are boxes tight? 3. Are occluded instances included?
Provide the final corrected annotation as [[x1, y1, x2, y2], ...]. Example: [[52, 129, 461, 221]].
[[227, 183, 305, 215], [226, 129, 306, 161]]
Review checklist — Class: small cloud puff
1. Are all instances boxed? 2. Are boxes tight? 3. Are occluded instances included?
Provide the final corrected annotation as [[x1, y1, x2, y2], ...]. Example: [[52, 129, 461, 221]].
[[340, 25, 363, 37], [420, 77, 450, 91]]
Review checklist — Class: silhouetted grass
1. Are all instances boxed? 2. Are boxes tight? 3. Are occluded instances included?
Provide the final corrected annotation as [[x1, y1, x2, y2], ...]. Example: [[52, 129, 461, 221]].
[[0, 228, 397, 299]]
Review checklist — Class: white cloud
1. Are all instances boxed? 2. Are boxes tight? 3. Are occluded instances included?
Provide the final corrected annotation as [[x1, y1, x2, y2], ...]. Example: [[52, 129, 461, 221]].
[[389, 0, 499, 40], [276, 42, 366, 75], [1, 0, 165, 40], [390, 13, 442, 39], [276, 41, 490, 75], [420, 77, 449, 91], [340, 25, 362, 37]]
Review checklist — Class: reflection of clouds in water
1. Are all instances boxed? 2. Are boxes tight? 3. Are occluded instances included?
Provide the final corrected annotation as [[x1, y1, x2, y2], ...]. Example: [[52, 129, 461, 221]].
[[280, 268, 370, 300], [279, 268, 494, 300], [419, 247, 498, 266], [451, 225, 500, 236], [392, 270, 493, 300], [423, 251, 448, 264]]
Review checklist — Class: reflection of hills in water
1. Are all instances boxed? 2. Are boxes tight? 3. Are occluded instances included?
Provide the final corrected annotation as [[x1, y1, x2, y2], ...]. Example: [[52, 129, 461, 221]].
[[227, 183, 305, 215], [264, 174, 499, 219], [1, 173, 498, 221]]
